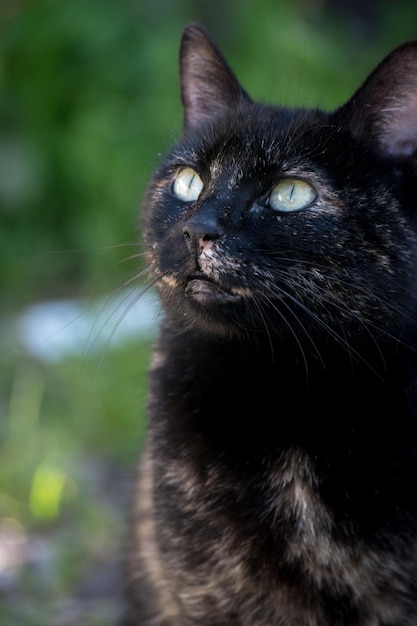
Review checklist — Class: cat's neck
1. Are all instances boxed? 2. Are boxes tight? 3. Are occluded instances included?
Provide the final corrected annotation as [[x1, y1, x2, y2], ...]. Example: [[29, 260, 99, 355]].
[[159, 316, 416, 391], [153, 318, 417, 434]]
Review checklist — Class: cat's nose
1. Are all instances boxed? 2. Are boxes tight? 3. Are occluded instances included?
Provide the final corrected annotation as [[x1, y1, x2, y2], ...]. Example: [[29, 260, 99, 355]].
[[183, 216, 220, 253]]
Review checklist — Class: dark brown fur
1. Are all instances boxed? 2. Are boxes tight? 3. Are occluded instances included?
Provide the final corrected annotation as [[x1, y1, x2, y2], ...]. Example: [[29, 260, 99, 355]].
[[122, 25, 417, 625]]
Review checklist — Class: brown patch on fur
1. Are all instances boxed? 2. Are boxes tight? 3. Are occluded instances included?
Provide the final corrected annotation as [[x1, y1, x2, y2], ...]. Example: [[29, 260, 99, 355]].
[[127, 446, 417, 625], [124, 449, 182, 624]]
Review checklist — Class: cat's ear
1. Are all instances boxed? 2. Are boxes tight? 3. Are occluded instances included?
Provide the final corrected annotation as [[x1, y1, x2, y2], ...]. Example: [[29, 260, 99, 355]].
[[179, 23, 251, 130], [340, 41, 417, 159]]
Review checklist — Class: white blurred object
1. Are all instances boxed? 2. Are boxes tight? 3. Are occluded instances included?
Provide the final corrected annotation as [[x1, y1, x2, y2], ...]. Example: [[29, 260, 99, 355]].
[[17, 288, 160, 362]]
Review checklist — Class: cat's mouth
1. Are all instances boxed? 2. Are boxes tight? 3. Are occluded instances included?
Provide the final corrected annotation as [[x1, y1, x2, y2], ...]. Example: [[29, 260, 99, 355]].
[[185, 273, 243, 304]]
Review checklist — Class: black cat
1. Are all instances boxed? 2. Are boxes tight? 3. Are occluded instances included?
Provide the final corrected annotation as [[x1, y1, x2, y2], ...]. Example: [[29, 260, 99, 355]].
[[122, 24, 417, 625]]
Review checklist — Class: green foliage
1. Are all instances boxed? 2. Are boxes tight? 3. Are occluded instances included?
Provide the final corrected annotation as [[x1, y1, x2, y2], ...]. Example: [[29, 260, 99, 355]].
[[0, 0, 185, 306]]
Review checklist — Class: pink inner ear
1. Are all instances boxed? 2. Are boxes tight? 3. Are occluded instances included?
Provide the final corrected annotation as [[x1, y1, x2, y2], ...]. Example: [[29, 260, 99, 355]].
[[381, 97, 417, 157]]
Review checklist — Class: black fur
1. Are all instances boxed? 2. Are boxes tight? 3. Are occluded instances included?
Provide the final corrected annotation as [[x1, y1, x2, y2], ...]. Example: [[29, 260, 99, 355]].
[[122, 24, 417, 625]]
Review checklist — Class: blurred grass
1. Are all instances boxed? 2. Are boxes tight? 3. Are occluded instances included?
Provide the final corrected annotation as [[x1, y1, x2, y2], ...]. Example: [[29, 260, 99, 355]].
[[2, 0, 417, 623], [0, 339, 152, 625]]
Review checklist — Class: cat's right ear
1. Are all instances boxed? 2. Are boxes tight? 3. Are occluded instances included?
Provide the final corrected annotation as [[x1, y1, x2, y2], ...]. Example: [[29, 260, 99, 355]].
[[179, 23, 251, 130]]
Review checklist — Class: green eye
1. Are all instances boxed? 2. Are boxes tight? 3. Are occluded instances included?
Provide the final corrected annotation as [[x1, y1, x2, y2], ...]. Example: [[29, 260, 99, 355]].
[[173, 167, 203, 202], [269, 178, 317, 212]]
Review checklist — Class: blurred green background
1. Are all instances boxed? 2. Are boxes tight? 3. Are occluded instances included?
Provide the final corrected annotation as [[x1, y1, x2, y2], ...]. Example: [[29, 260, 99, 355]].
[[1, 0, 417, 623]]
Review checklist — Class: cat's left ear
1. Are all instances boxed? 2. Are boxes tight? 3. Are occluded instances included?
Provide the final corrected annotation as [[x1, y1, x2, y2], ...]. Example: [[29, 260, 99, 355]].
[[179, 23, 251, 130], [340, 41, 417, 159]]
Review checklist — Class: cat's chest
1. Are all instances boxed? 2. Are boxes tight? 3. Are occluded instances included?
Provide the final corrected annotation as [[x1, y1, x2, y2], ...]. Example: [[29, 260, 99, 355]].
[[155, 448, 407, 625], [159, 447, 337, 573]]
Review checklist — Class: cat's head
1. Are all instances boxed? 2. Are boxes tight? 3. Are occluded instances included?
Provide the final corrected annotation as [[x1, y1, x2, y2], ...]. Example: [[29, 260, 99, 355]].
[[142, 24, 417, 355]]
